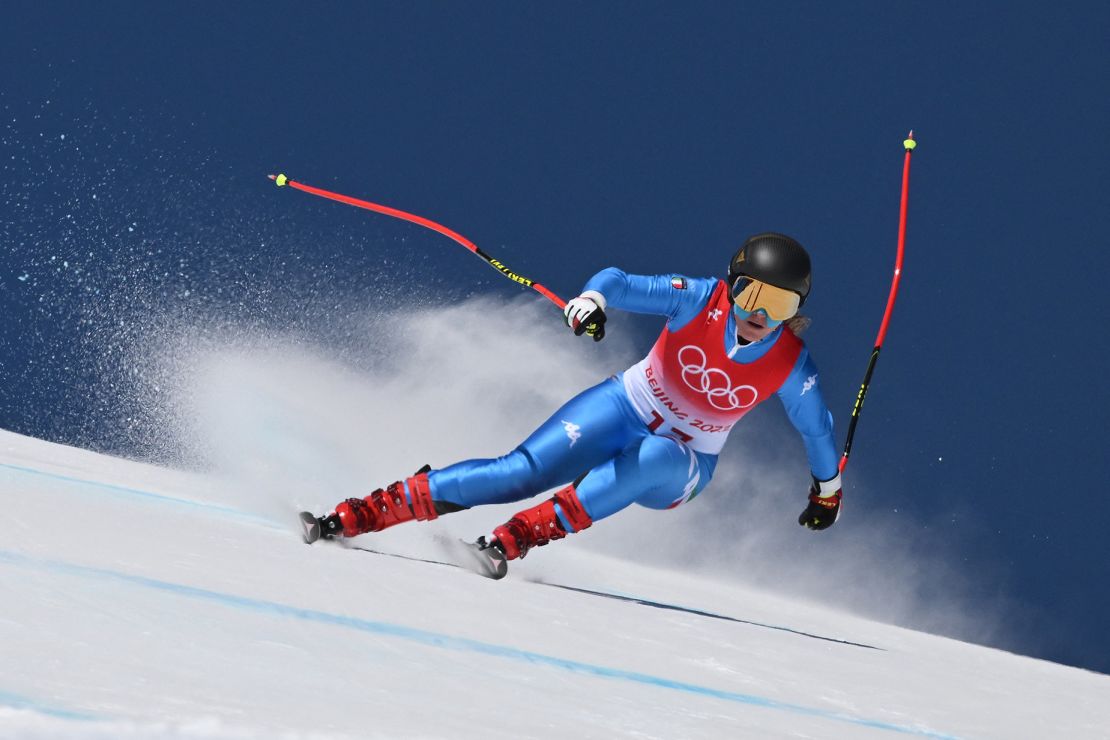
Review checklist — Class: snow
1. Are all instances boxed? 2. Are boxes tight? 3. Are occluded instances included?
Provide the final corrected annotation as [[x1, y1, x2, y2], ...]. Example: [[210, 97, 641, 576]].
[[1, 429, 1107, 740]]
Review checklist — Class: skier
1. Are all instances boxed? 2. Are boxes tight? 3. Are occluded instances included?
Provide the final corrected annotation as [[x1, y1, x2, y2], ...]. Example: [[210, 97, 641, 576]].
[[305, 233, 842, 561]]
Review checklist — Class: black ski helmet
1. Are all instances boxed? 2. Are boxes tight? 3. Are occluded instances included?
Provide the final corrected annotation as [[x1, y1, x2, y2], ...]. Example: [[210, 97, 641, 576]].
[[727, 232, 812, 305]]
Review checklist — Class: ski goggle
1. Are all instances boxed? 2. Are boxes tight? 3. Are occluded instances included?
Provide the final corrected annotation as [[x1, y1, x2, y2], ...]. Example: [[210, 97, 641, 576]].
[[730, 276, 801, 323]]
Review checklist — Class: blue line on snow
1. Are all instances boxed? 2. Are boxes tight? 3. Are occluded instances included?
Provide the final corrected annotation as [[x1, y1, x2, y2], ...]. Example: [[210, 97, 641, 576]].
[[0, 549, 960, 739], [0, 461, 279, 527], [0, 689, 101, 721]]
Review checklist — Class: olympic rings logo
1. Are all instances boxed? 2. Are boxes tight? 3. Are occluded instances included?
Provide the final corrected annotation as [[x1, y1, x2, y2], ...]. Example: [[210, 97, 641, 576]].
[[677, 345, 759, 411]]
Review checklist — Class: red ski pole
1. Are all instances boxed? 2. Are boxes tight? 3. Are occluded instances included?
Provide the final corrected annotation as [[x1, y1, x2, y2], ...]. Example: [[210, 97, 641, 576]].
[[838, 132, 917, 473], [267, 174, 567, 310]]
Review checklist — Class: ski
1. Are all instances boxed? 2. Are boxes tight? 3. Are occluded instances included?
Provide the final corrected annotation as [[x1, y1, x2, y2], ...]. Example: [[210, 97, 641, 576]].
[[351, 537, 508, 580], [431, 533, 508, 580], [298, 511, 507, 579], [299, 511, 322, 544]]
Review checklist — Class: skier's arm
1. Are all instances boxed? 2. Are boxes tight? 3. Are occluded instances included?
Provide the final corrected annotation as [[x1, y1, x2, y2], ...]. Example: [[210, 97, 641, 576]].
[[580, 268, 716, 328], [776, 349, 839, 483], [778, 350, 844, 530]]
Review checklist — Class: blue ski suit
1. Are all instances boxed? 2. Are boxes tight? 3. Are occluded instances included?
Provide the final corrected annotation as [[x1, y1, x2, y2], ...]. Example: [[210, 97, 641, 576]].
[[427, 269, 838, 532]]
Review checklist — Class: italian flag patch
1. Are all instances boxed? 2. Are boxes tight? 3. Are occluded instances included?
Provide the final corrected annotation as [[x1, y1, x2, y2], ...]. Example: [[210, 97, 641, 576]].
[[670, 276, 687, 290]]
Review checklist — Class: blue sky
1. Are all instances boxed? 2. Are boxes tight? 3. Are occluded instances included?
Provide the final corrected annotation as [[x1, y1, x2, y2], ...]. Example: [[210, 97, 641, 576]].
[[2, 2, 1108, 673]]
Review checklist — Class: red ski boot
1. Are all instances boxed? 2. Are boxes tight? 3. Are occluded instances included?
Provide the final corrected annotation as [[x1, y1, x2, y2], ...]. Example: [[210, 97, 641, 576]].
[[317, 468, 441, 539], [490, 485, 592, 560]]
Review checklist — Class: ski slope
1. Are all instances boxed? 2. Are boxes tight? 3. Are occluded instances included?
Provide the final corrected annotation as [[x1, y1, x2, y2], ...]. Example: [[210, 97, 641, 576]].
[[1, 429, 1107, 740]]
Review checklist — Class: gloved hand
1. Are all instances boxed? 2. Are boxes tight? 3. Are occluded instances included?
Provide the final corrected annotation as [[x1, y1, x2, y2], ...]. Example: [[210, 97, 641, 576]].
[[564, 290, 607, 342], [798, 474, 842, 531]]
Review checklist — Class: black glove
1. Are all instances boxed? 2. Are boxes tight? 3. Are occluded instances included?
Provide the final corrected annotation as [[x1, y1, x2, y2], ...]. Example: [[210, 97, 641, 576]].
[[564, 293, 607, 342], [798, 476, 842, 531]]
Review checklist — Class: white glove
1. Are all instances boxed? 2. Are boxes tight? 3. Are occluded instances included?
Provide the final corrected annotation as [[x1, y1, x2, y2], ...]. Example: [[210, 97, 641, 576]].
[[563, 290, 608, 341]]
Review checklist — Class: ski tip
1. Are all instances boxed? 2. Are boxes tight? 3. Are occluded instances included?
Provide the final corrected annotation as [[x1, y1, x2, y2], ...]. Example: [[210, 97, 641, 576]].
[[269, 173, 288, 187], [904, 131, 917, 151], [470, 538, 509, 580], [483, 556, 509, 580], [298, 511, 321, 544]]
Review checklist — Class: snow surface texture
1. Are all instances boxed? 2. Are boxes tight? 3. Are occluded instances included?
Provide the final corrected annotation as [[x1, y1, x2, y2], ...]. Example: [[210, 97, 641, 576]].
[[2, 301, 1108, 738], [3, 435, 1109, 739]]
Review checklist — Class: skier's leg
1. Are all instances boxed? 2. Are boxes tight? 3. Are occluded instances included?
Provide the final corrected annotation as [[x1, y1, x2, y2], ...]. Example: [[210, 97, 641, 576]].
[[576, 435, 717, 517], [428, 377, 641, 508], [489, 434, 716, 559], [316, 378, 640, 539]]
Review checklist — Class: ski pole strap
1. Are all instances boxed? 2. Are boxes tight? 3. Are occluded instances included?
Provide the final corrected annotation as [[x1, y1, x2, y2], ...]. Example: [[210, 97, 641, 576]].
[[269, 174, 566, 310]]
